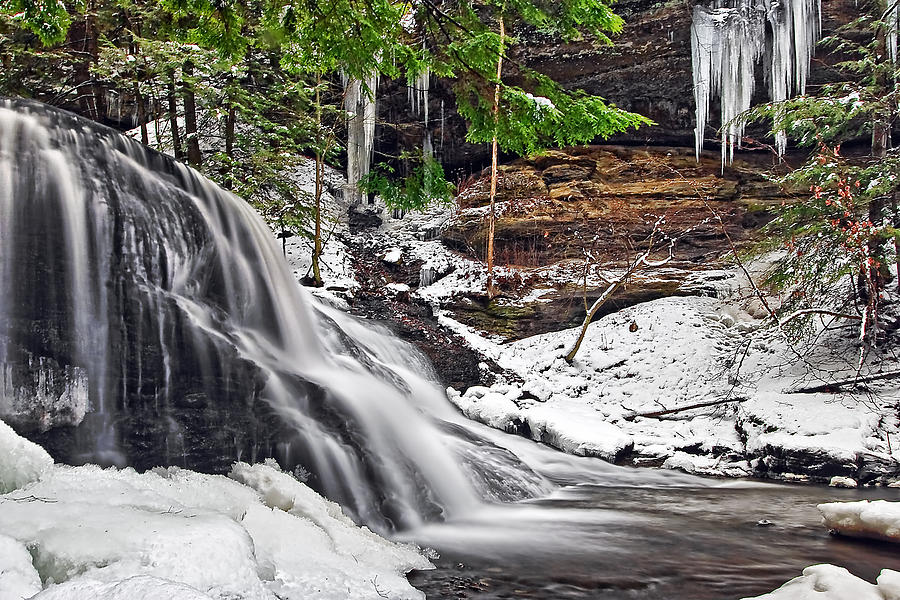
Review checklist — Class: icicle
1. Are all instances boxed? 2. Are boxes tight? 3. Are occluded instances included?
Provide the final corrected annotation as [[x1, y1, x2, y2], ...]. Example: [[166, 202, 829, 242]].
[[344, 73, 379, 205], [439, 99, 445, 155], [691, 0, 821, 166], [408, 67, 430, 127], [888, 1, 900, 64]]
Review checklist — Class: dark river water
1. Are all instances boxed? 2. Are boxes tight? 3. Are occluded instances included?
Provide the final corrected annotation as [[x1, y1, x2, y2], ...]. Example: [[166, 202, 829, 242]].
[[405, 466, 900, 599]]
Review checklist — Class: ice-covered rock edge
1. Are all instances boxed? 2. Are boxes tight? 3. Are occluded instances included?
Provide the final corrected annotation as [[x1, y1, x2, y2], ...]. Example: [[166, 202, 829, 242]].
[[0, 419, 430, 600], [742, 564, 900, 600]]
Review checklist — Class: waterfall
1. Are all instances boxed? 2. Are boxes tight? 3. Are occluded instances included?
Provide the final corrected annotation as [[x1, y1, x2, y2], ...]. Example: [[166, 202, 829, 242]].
[[344, 75, 378, 205], [691, 0, 821, 166], [0, 98, 548, 533]]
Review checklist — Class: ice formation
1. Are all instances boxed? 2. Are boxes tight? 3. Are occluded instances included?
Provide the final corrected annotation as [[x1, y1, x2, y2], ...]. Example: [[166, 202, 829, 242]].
[[408, 67, 430, 128], [0, 420, 430, 599], [0, 418, 52, 494], [344, 75, 378, 205], [889, 2, 900, 64], [818, 500, 900, 543], [691, 0, 821, 166]]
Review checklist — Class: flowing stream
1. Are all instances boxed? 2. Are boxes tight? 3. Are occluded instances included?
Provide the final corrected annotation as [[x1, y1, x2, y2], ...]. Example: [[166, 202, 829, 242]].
[[405, 428, 900, 598], [1, 98, 898, 599]]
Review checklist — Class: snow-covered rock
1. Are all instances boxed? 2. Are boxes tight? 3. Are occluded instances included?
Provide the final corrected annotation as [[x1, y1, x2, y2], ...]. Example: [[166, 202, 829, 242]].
[[818, 500, 900, 543], [0, 418, 53, 493], [742, 564, 900, 600], [383, 247, 403, 264], [525, 405, 633, 461], [0, 423, 429, 600], [661, 451, 751, 477], [0, 534, 42, 600], [449, 386, 523, 432], [829, 476, 858, 488], [385, 282, 411, 298]]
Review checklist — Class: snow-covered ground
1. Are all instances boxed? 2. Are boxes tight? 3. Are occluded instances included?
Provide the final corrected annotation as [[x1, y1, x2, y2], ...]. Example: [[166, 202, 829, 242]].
[[441, 293, 899, 481], [0, 420, 430, 600], [321, 196, 900, 484]]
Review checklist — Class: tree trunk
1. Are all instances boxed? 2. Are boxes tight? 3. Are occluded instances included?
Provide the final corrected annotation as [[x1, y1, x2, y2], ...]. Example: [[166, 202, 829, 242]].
[[225, 105, 235, 159], [486, 12, 505, 299], [167, 69, 183, 161], [134, 81, 148, 146], [223, 102, 235, 189], [862, 23, 892, 341], [182, 60, 202, 168], [85, 0, 102, 120], [312, 76, 324, 287]]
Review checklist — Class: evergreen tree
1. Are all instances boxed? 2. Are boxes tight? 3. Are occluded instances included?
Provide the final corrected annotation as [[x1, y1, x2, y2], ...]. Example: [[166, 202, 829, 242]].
[[410, 0, 652, 296], [748, 0, 900, 365]]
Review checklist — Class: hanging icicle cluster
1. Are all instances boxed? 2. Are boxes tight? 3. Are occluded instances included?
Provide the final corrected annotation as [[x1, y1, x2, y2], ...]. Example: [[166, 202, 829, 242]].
[[344, 74, 378, 205], [691, 0, 821, 166], [408, 68, 430, 127], [408, 67, 434, 165], [888, 0, 900, 64]]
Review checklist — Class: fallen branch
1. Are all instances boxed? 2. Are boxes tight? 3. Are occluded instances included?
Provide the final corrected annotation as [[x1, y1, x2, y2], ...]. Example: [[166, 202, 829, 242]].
[[786, 369, 900, 394], [777, 308, 862, 327], [624, 396, 748, 420]]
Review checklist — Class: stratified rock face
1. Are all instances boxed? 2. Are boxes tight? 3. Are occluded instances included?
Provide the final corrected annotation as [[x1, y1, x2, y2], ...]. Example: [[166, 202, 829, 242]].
[[443, 145, 783, 269]]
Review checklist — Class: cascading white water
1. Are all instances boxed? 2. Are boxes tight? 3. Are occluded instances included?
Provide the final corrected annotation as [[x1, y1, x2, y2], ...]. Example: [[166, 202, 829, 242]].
[[0, 106, 120, 463], [344, 75, 378, 205], [691, 0, 821, 166], [0, 98, 549, 533]]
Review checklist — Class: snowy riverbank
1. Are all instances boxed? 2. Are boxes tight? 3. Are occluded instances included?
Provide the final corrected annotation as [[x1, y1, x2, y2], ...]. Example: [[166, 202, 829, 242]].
[[442, 294, 900, 484], [310, 188, 900, 486]]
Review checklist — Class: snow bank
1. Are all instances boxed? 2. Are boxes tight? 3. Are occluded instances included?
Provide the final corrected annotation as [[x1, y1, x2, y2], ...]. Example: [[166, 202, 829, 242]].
[[742, 564, 900, 600], [0, 418, 53, 493], [32, 576, 215, 600], [818, 500, 900, 543], [445, 297, 748, 467], [230, 460, 431, 599], [439, 291, 897, 480], [0, 424, 429, 599], [0, 534, 42, 599]]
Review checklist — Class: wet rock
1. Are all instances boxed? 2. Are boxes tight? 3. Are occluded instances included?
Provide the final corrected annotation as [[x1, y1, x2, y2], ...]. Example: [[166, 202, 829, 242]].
[[752, 445, 858, 483], [0, 355, 88, 433]]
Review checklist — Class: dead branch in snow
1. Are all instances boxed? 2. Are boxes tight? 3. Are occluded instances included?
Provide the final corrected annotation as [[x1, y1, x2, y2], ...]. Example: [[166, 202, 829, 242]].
[[777, 308, 862, 327], [564, 217, 674, 362], [785, 369, 900, 394], [623, 396, 749, 420]]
